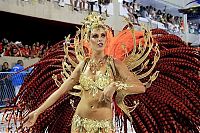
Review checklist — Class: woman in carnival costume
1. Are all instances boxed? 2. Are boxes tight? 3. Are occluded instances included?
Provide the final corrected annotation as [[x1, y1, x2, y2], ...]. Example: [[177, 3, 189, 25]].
[[4, 13, 199, 133], [23, 13, 146, 133]]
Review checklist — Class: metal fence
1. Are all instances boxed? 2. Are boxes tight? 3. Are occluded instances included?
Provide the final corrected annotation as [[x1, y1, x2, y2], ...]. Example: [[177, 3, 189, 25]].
[[0, 72, 29, 107]]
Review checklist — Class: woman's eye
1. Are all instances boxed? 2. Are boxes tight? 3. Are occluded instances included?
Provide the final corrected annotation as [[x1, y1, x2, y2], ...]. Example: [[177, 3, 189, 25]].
[[101, 33, 106, 37], [92, 34, 98, 38]]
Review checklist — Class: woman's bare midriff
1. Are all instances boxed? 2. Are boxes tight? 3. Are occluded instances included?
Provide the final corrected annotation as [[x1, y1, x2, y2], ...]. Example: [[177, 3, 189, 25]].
[[74, 90, 113, 121]]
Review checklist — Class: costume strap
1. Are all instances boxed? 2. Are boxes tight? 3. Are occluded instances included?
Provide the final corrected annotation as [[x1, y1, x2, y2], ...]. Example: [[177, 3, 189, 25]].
[[81, 58, 90, 73]]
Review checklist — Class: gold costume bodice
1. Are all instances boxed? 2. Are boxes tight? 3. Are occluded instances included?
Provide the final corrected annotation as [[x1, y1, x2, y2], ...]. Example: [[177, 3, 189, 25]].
[[79, 58, 113, 96]]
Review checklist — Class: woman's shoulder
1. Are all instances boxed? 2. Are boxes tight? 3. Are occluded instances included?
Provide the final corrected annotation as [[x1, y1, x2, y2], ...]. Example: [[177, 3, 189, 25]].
[[107, 57, 125, 72], [108, 57, 123, 66]]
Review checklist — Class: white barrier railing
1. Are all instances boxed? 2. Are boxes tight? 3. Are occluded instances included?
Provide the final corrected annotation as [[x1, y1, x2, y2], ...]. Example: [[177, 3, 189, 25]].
[[0, 72, 30, 107]]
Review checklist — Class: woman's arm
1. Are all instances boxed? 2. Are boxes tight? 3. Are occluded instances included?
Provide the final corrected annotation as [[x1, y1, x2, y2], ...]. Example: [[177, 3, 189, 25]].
[[113, 59, 146, 95], [100, 59, 145, 103], [23, 61, 84, 128], [35, 61, 84, 115]]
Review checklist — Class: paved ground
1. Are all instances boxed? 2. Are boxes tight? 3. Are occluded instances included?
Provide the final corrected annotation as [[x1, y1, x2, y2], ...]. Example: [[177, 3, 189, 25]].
[[0, 110, 135, 133], [0, 110, 20, 133]]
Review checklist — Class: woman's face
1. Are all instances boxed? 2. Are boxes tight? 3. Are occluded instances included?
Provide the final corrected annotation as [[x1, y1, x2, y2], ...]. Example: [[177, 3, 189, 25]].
[[89, 28, 106, 52]]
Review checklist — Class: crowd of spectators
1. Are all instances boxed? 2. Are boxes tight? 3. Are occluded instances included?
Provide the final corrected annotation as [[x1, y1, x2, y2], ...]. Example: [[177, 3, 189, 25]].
[[20, 0, 112, 16], [19, 0, 200, 34], [122, 0, 200, 34], [53, 0, 112, 17], [122, 0, 184, 33], [0, 38, 50, 58]]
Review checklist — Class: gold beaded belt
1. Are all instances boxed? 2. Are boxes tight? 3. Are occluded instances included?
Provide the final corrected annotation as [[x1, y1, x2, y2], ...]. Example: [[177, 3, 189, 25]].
[[72, 115, 114, 133]]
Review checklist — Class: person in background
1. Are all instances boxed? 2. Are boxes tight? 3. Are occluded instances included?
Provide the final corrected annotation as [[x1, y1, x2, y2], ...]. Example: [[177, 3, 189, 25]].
[[73, 0, 79, 11], [79, 0, 86, 11], [129, 2, 139, 23], [11, 60, 25, 96], [0, 62, 14, 106], [156, 9, 162, 22], [87, 0, 97, 13], [35, 42, 40, 53], [98, 0, 111, 17], [22, 45, 30, 58], [3, 44, 11, 56], [141, 6, 148, 18], [152, 8, 156, 20], [11, 47, 21, 57], [1, 62, 11, 72], [122, 0, 132, 8], [1, 38, 9, 56], [31, 43, 38, 58], [10, 41, 23, 57], [0, 41, 3, 56], [2, 38, 8, 46]]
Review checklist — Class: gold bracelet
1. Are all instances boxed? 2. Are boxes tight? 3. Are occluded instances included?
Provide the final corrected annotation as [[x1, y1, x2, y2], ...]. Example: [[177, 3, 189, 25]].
[[114, 81, 136, 91], [114, 81, 129, 91]]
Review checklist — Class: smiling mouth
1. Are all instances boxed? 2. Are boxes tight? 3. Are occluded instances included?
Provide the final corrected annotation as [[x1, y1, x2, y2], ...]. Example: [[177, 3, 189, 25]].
[[98, 43, 103, 47]]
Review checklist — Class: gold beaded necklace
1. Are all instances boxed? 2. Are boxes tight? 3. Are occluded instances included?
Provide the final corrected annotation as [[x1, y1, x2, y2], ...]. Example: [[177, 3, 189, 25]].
[[89, 57, 106, 75]]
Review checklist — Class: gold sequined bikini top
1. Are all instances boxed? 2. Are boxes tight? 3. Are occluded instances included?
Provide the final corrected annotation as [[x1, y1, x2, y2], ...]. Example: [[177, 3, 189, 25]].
[[79, 58, 113, 96]]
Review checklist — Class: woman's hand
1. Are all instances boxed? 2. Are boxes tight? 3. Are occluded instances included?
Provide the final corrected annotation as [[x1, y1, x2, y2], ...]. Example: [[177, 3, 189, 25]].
[[23, 110, 39, 128], [99, 82, 116, 103]]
